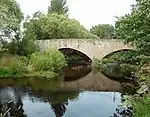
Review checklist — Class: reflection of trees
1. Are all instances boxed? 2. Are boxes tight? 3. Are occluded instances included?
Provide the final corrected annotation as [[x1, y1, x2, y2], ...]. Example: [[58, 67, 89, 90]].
[[25, 88, 79, 117], [51, 102, 68, 117], [49, 92, 79, 117], [0, 87, 26, 117], [5, 96, 26, 117], [0, 82, 80, 117], [30, 90, 79, 117], [120, 82, 137, 95]]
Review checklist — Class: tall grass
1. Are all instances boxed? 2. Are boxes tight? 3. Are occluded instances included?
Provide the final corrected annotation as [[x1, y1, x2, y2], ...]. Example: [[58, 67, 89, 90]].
[[132, 94, 150, 117], [0, 54, 27, 77], [0, 49, 66, 78]]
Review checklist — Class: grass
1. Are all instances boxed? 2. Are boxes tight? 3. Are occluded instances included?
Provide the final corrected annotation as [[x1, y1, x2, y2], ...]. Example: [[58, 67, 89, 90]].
[[132, 94, 150, 117], [0, 50, 66, 79]]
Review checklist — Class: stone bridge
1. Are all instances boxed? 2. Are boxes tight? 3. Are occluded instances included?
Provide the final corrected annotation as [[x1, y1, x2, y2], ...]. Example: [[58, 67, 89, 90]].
[[36, 39, 134, 60]]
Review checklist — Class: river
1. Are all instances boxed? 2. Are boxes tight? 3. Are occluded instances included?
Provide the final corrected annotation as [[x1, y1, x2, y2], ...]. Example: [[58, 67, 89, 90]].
[[0, 64, 136, 117]]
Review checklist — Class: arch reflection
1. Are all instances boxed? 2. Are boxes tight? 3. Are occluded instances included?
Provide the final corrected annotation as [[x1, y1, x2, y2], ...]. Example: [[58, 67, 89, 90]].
[[64, 64, 92, 81]]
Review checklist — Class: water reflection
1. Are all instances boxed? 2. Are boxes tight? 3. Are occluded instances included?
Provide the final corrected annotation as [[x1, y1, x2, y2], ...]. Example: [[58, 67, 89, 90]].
[[30, 90, 79, 117], [64, 64, 92, 81], [0, 87, 26, 117], [51, 102, 68, 117], [0, 86, 122, 117], [0, 64, 136, 117], [0, 86, 79, 117]]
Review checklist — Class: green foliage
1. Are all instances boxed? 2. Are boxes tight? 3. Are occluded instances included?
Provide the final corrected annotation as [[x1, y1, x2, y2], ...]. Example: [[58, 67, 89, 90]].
[[0, 0, 23, 52], [115, 0, 150, 55], [105, 50, 150, 65], [90, 24, 116, 39], [93, 57, 139, 79], [18, 56, 29, 65], [23, 13, 99, 40], [120, 63, 138, 77], [136, 55, 150, 65], [1, 40, 19, 54], [93, 58, 117, 69], [0, 52, 65, 78], [20, 30, 37, 56], [0, 0, 23, 29], [0, 55, 27, 77], [92, 58, 106, 70], [30, 48, 66, 73], [106, 51, 139, 64], [136, 63, 150, 83], [132, 94, 150, 117], [48, 0, 69, 16]]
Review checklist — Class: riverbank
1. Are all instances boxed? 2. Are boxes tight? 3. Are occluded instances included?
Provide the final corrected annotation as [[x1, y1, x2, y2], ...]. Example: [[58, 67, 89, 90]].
[[92, 53, 150, 117], [0, 49, 66, 79]]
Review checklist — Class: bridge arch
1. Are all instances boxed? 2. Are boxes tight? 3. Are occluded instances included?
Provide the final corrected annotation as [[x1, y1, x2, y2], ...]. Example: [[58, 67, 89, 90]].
[[102, 49, 136, 59], [58, 48, 92, 62]]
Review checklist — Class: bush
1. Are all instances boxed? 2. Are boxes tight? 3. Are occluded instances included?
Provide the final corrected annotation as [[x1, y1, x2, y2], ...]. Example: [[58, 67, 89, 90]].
[[120, 63, 138, 77], [105, 50, 139, 64], [92, 58, 117, 70], [30, 48, 66, 73], [19, 56, 29, 65], [132, 95, 150, 117], [0, 55, 27, 77]]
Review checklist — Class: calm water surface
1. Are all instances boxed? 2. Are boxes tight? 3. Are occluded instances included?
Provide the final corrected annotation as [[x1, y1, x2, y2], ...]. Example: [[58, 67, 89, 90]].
[[0, 65, 135, 117]]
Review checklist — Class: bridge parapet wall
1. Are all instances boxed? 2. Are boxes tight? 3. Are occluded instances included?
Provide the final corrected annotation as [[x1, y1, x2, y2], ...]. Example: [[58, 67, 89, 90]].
[[36, 39, 134, 60]]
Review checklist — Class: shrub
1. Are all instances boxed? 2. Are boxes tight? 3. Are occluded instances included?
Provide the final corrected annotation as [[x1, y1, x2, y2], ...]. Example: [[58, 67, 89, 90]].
[[132, 95, 150, 117], [92, 58, 117, 70], [30, 48, 66, 73], [120, 63, 138, 77], [19, 56, 29, 65], [0, 55, 27, 77]]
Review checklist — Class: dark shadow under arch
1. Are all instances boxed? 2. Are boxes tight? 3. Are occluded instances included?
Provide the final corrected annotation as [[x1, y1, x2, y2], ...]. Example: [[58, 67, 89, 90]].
[[103, 49, 136, 59], [59, 48, 92, 64], [59, 48, 92, 81]]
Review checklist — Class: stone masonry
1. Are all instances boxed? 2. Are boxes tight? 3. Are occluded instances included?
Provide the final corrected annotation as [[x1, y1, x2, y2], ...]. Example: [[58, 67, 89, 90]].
[[36, 39, 134, 60]]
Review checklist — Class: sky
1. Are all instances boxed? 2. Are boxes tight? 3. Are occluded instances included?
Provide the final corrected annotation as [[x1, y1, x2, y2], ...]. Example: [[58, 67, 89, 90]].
[[16, 0, 135, 29]]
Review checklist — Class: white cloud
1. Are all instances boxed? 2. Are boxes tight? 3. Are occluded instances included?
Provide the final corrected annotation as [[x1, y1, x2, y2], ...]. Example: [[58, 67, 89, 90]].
[[16, 0, 135, 29]]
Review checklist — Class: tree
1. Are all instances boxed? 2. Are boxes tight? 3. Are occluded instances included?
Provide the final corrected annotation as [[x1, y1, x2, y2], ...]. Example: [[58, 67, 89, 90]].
[[23, 13, 99, 41], [0, 0, 23, 53], [115, 0, 150, 55], [90, 24, 116, 39], [32, 11, 44, 19], [48, 0, 69, 16], [19, 28, 37, 56]]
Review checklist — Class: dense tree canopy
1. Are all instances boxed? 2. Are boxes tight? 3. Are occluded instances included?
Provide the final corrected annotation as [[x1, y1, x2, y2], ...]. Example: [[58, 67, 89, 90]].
[[90, 24, 115, 39], [23, 13, 99, 40], [0, 0, 23, 53], [115, 0, 150, 55], [0, 0, 23, 39], [48, 0, 69, 16]]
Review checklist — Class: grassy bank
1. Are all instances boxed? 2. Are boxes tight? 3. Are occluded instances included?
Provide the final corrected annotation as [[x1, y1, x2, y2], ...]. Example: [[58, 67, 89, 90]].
[[132, 94, 150, 117], [0, 49, 66, 79]]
